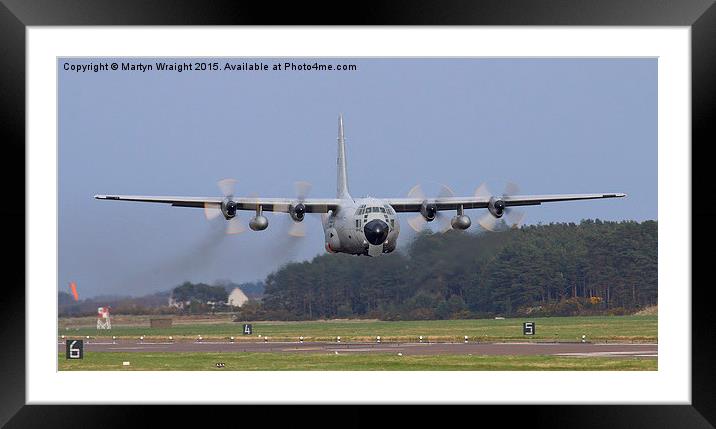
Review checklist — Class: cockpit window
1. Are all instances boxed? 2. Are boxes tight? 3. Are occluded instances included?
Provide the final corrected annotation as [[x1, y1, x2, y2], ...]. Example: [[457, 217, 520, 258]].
[[384, 205, 394, 215], [379, 207, 386, 213]]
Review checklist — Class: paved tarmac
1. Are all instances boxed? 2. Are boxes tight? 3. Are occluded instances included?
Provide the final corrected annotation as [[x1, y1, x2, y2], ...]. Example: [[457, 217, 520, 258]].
[[59, 340, 657, 358]]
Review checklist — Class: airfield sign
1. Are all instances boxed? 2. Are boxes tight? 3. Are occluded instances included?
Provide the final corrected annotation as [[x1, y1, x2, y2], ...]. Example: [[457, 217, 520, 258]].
[[243, 324, 253, 335], [523, 322, 535, 336], [66, 340, 84, 359]]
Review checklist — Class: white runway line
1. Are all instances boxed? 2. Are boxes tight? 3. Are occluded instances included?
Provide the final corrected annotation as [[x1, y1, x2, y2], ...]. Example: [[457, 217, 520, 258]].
[[555, 351, 657, 357], [326, 348, 382, 352], [108, 346, 170, 350], [594, 343, 658, 346], [196, 341, 299, 345], [282, 347, 324, 351]]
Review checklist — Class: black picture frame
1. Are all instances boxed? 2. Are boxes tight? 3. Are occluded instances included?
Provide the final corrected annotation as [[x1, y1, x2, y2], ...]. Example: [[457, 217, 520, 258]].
[[2, 0, 713, 426]]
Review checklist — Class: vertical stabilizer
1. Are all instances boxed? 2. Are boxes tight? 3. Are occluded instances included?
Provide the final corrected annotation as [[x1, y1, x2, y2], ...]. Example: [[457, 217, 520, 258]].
[[336, 114, 351, 199]]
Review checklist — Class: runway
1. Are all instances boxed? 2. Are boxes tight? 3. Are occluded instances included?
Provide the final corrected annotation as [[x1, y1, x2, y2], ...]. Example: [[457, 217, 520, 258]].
[[59, 340, 657, 358]]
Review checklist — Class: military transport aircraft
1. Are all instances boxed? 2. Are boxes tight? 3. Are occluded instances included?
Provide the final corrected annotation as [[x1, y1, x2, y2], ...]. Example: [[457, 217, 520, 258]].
[[95, 115, 626, 257]]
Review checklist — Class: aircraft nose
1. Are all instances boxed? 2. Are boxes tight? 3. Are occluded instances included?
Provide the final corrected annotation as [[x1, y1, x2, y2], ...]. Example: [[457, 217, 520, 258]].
[[364, 219, 389, 245]]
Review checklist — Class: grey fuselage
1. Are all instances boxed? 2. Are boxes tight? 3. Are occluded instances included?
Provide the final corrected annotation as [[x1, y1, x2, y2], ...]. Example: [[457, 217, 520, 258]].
[[324, 115, 399, 256], [322, 197, 400, 256]]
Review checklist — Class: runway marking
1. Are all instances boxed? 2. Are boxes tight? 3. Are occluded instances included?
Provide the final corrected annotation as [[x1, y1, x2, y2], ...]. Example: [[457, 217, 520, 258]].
[[594, 343, 658, 346], [108, 346, 170, 350], [560, 351, 656, 355], [282, 347, 324, 351], [60, 341, 659, 358], [555, 351, 657, 357], [388, 343, 429, 347], [327, 348, 384, 352]]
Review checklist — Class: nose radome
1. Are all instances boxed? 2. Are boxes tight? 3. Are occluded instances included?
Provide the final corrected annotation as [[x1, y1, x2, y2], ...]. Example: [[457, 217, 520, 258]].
[[364, 219, 389, 245]]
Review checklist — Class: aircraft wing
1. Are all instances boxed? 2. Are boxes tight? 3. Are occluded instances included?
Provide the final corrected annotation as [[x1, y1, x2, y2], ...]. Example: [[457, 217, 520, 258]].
[[94, 194, 341, 213], [385, 193, 627, 213]]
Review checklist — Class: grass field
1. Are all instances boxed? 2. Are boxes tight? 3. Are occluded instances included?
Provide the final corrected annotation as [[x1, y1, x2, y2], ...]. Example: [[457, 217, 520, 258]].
[[59, 315, 657, 343], [58, 352, 657, 371]]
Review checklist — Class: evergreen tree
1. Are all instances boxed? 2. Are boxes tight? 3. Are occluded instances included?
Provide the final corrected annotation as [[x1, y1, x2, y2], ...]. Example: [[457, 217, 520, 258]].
[[236, 220, 658, 321]]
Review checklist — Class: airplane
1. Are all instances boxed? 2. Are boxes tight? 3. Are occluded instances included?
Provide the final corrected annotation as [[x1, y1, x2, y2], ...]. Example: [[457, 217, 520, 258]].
[[95, 114, 626, 257]]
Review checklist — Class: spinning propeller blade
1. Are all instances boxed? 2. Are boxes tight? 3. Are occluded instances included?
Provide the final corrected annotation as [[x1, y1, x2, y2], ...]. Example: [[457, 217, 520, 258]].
[[406, 182, 455, 233], [294, 181, 313, 201], [226, 217, 246, 235], [208, 178, 247, 235], [288, 221, 307, 238], [277, 180, 314, 239], [203, 202, 222, 220], [217, 178, 238, 198], [475, 181, 526, 232]]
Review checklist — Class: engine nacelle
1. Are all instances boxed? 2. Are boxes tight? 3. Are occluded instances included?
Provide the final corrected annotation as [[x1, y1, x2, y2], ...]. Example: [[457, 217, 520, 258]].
[[487, 198, 506, 218], [420, 202, 437, 221], [451, 215, 471, 230], [249, 215, 268, 231], [289, 203, 306, 222], [221, 199, 237, 219]]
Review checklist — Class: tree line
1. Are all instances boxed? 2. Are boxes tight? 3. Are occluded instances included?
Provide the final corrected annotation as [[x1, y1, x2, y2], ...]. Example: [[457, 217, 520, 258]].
[[235, 219, 657, 321]]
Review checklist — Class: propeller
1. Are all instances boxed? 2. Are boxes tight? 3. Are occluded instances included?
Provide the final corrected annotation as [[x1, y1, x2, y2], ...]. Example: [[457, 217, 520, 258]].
[[475, 181, 526, 232], [294, 180, 312, 201], [287, 180, 312, 237], [217, 178, 238, 198], [225, 217, 246, 235], [406, 182, 455, 233], [274, 180, 314, 238], [288, 220, 306, 238], [203, 178, 247, 235], [203, 203, 222, 221]]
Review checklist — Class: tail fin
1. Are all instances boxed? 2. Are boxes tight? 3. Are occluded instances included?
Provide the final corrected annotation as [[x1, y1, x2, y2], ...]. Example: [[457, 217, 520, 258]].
[[336, 114, 351, 199]]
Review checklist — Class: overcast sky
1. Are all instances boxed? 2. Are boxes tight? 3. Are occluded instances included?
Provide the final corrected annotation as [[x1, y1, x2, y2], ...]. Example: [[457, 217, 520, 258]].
[[58, 57, 656, 297]]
